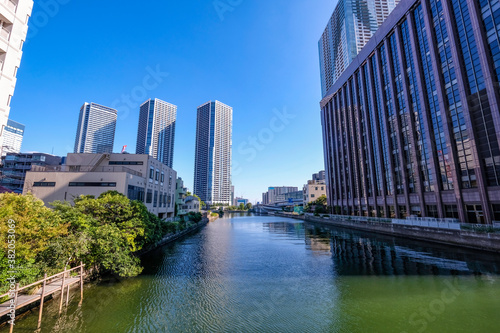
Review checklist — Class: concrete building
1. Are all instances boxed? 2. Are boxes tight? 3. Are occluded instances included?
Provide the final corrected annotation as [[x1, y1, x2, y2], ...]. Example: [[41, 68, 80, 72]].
[[24, 153, 176, 218], [1, 119, 23, 157], [136, 98, 177, 168], [262, 186, 298, 205], [0, 0, 33, 157], [193, 101, 232, 205], [175, 177, 188, 216], [320, 0, 500, 224], [0, 152, 61, 193], [312, 170, 326, 182], [319, 0, 399, 97], [182, 196, 200, 214], [234, 197, 249, 207], [74, 103, 117, 154], [303, 180, 326, 204]]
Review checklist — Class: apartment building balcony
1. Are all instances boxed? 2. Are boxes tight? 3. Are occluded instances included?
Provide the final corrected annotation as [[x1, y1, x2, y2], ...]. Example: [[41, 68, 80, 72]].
[[1, 0, 18, 13]]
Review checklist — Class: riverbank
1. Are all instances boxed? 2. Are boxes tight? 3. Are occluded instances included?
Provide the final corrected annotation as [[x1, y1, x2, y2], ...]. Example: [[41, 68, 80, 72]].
[[138, 216, 216, 256], [305, 214, 500, 253]]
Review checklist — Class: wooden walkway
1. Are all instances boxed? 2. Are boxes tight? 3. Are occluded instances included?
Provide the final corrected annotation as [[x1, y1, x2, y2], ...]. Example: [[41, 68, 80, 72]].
[[0, 264, 85, 332]]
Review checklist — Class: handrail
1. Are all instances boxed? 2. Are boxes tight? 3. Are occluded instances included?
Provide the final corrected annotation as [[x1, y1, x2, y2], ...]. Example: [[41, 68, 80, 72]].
[[0, 264, 85, 299]]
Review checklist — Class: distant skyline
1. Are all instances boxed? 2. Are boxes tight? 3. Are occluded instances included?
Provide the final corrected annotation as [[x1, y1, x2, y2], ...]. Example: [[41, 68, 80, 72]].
[[10, 0, 336, 203]]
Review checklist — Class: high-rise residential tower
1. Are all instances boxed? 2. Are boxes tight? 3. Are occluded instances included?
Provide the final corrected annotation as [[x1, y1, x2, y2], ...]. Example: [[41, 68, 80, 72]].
[[1, 119, 24, 157], [136, 98, 177, 168], [0, 0, 33, 157], [74, 103, 117, 154], [320, 0, 500, 224], [319, 0, 399, 97], [193, 101, 232, 205]]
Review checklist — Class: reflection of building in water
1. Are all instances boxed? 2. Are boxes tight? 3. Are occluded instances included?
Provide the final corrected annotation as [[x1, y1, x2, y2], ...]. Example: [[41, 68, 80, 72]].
[[263, 222, 305, 239], [305, 224, 500, 276]]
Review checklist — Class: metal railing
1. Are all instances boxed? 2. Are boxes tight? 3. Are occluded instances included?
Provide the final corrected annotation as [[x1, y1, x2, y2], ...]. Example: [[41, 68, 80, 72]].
[[306, 213, 499, 233]]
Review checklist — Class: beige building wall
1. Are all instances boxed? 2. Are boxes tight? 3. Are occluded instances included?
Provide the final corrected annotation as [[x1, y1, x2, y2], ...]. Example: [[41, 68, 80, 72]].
[[303, 181, 327, 204], [24, 153, 176, 218]]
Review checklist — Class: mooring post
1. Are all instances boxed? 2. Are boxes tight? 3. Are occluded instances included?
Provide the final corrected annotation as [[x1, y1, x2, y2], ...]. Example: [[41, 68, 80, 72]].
[[37, 274, 47, 329], [59, 267, 67, 314], [80, 262, 84, 301], [9, 283, 19, 333], [65, 283, 70, 307]]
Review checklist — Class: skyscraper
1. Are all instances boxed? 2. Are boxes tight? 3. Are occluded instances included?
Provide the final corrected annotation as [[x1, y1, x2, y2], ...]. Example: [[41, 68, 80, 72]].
[[74, 103, 117, 154], [0, 0, 33, 156], [1, 119, 24, 157], [136, 98, 177, 168], [320, 0, 500, 224], [319, 0, 399, 97], [193, 101, 232, 205]]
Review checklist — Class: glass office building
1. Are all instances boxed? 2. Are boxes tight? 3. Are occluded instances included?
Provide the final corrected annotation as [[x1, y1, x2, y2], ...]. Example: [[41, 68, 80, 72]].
[[321, 0, 500, 224]]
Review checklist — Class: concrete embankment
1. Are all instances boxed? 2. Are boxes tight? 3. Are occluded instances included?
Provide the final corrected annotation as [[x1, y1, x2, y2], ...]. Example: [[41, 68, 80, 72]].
[[305, 215, 500, 253], [138, 216, 216, 256]]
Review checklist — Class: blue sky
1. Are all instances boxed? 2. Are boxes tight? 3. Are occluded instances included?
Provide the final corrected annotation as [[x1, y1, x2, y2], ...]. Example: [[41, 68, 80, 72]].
[[11, 0, 335, 203]]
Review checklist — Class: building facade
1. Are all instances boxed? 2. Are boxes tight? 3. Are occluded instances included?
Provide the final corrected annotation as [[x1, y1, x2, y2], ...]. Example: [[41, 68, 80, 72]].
[[319, 0, 399, 97], [24, 153, 176, 218], [304, 178, 327, 204], [262, 186, 299, 205], [0, 0, 33, 157], [74, 103, 117, 154], [321, 0, 500, 224], [1, 119, 24, 157], [0, 152, 61, 193], [193, 101, 232, 205], [136, 98, 177, 168]]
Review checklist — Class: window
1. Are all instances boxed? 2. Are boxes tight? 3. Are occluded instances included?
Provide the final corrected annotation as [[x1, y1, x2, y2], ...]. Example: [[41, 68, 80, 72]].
[[311, 194, 315, 198], [444, 205, 459, 219], [466, 205, 485, 224], [153, 191, 158, 207], [110, 161, 143, 165], [149, 168, 154, 180], [161, 173, 164, 183], [427, 205, 439, 218], [33, 182, 55, 187], [128, 185, 145, 202], [493, 204, 500, 222], [146, 190, 153, 203], [69, 182, 116, 187], [155, 170, 159, 181]]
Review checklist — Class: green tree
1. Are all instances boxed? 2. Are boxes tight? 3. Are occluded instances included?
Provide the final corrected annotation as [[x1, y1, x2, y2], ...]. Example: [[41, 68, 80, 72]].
[[239, 203, 245, 211], [245, 203, 253, 210], [0, 193, 69, 291]]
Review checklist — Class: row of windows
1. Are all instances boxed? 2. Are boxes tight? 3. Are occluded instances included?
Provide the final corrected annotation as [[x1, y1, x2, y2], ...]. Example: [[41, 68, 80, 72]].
[[33, 182, 117, 187], [109, 161, 144, 165], [322, 0, 500, 222]]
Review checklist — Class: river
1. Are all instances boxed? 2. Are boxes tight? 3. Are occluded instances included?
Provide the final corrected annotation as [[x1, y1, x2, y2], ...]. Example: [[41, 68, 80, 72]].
[[3, 214, 500, 332]]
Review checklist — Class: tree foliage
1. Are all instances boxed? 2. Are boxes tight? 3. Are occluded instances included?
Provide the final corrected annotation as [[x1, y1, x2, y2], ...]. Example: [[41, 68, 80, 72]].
[[0, 191, 207, 292]]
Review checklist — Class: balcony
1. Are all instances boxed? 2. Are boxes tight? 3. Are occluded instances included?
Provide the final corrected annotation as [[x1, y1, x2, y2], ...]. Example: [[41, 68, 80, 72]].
[[2, 0, 17, 12], [0, 26, 9, 41]]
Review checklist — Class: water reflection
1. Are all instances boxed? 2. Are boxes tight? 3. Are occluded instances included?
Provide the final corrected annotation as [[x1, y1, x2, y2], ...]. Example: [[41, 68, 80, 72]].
[[2, 215, 500, 333], [304, 222, 500, 276]]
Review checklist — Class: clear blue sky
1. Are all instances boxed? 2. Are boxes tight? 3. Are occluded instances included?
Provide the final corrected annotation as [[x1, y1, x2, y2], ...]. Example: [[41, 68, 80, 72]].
[[11, 0, 335, 203]]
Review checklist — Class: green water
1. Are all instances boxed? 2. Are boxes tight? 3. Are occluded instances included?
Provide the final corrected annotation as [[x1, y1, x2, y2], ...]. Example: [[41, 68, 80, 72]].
[[2, 215, 500, 332]]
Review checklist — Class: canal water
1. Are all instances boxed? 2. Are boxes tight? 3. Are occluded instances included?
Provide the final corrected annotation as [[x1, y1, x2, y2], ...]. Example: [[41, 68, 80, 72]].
[[3, 214, 500, 333]]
